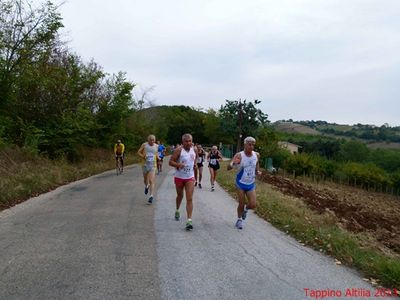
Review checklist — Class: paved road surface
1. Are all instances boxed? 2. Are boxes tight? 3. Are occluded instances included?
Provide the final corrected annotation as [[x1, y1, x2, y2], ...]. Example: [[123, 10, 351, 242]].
[[0, 165, 163, 299], [0, 160, 373, 299], [155, 167, 372, 300]]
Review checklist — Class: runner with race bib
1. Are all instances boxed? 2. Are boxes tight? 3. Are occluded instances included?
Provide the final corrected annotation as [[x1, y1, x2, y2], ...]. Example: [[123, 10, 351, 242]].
[[137, 134, 159, 204], [169, 133, 198, 231], [207, 145, 222, 191], [194, 144, 206, 189], [227, 136, 262, 230]]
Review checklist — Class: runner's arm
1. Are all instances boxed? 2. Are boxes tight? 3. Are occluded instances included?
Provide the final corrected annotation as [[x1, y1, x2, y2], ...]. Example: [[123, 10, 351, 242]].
[[194, 148, 199, 170], [218, 151, 223, 162], [256, 152, 262, 176], [227, 153, 241, 170], [137, 143, 146, 159], [169, 147, 184, 169]]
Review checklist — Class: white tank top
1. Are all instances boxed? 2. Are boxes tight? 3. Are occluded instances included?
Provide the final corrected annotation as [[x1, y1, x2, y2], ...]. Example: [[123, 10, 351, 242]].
[[174, 147, 196, 179], [143, 143, 158, 168], [237, 151, 258, 185]]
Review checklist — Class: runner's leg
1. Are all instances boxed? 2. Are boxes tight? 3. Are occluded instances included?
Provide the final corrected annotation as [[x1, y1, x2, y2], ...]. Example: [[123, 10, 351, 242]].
[[143, 168, 148, 186], [175, 185, 184, 210], [194, 166, 198, 184], [209, 167, 215, 186], [245, 190, 257, 210], [184, 180, 195, 219], [148, 170, 156, 196], [198, 166, 203, 184], [237, 188, 246, 218]]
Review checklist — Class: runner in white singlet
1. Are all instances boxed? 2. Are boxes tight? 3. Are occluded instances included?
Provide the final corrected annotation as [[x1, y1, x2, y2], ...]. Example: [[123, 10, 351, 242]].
[[169, 133, 198, 231], [137, 134, 159, 204]]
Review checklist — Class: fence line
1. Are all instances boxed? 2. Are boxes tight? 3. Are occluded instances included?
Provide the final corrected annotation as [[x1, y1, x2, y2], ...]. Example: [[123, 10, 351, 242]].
[[275, 169, 400, 197]]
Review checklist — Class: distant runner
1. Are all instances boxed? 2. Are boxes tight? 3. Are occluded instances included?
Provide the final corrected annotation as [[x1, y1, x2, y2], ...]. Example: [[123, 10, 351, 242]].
[[157, 140, 166, 174], [207, 145, 222, 191], [137, 135, 159, 204], [227, 136, 261, 230], [194, 144, 206, 189], [169, 133, 198, 231]]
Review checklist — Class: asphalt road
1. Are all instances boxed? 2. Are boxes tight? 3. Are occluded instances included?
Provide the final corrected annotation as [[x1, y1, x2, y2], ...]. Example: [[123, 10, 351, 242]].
[[0, 164, 163, 300], [0, 160, 373, 299]]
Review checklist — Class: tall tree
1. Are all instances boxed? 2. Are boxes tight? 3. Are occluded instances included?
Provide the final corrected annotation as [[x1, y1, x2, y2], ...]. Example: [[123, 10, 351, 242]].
[[219, 99, 268, 151], [0, 0, 63, 108]]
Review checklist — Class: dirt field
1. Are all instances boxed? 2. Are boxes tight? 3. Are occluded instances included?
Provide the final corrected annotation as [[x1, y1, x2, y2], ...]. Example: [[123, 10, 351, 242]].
[[259, 172, 400, 257]]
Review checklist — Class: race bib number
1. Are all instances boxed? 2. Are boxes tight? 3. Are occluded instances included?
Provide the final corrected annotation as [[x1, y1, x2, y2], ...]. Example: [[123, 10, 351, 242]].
[[146, 153, 155, 162], [210, 159, 217, 165], [241, 167, 255, 184], [183, 165, 192, 174], [197, 157, 202, 163]]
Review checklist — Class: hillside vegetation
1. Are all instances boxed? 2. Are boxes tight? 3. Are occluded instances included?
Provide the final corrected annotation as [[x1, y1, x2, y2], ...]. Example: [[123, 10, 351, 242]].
[[274, 120, 400, 145]]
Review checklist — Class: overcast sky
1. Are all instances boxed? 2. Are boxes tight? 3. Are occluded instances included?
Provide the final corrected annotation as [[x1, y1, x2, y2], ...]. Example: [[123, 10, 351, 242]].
[[54, 0, 399, 126]]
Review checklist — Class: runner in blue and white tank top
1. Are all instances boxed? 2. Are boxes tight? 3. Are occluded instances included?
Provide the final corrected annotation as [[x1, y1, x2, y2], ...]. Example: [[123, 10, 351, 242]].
[[236, 151, 258, 191], [227, 136, 261, 230]]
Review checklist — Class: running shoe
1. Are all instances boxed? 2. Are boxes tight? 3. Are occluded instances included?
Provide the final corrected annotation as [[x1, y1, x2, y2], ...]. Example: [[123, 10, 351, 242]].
[[211, 186, 215, 192], [148, 196, 153, 204], [235, 219, 243, 229], [175, 210, 180, 221], [144, 185, 149, 195], [186, 220, 193, 231], [198, 183, 202, 189], [242, 208, 249, 220]]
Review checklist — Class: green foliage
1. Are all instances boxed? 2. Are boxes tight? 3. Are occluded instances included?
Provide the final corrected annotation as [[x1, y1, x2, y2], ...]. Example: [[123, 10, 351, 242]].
[[283, 153, 315, 176], [296, 120, 400, 143], [369, 149, 400, 173], [255, 126, 290, 170], [0, 0, 63, 108], [341, 162, 389, 187], [337, 140, 370, 162], [219, 99, 268, 150], [390, 170, 400, 189]]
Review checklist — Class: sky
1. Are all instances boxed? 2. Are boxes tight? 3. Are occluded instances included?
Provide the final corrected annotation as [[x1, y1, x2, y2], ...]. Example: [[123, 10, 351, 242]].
[[52, 0, 400, 126]]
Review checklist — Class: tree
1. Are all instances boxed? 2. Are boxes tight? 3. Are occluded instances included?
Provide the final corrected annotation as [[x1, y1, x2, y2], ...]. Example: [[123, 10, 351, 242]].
[[219, 99, 268, 151], [0, 0, 63, 109], [337, 140, 370, 162]]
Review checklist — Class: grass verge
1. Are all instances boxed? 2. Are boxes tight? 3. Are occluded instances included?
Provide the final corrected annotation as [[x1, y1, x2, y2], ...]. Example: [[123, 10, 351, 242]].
[[0, 147, 139, 211], [217, 162, 400, 289]]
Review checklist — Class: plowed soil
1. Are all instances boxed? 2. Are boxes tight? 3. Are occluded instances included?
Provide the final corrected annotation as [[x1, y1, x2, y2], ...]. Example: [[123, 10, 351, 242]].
[[259, 172, 400, 256]]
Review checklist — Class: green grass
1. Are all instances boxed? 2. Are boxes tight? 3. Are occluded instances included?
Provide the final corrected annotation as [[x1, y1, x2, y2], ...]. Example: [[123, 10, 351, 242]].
[[218, 162, 400, 289], [0, 147, 139, 210]]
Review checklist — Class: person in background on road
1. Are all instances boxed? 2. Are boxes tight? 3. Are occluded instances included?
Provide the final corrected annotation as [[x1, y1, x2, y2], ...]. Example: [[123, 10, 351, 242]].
[[207, 145, 223, 191], [194, 144, 206, 189], [114, 139, 125, 172], [169, 133, 198, 231], [157, 140, 166, 174], [137, 135, 159, 204], [227, 136, 262, 230]]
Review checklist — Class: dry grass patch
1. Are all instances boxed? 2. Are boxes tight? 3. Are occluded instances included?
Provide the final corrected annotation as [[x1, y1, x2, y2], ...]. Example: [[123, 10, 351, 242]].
[[0, 147, 139, 210]]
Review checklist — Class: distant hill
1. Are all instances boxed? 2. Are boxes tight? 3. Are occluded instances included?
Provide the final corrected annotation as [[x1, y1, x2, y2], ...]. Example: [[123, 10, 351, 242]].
[[273, 120, 400, 150], [272, 122, 321, 135]]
